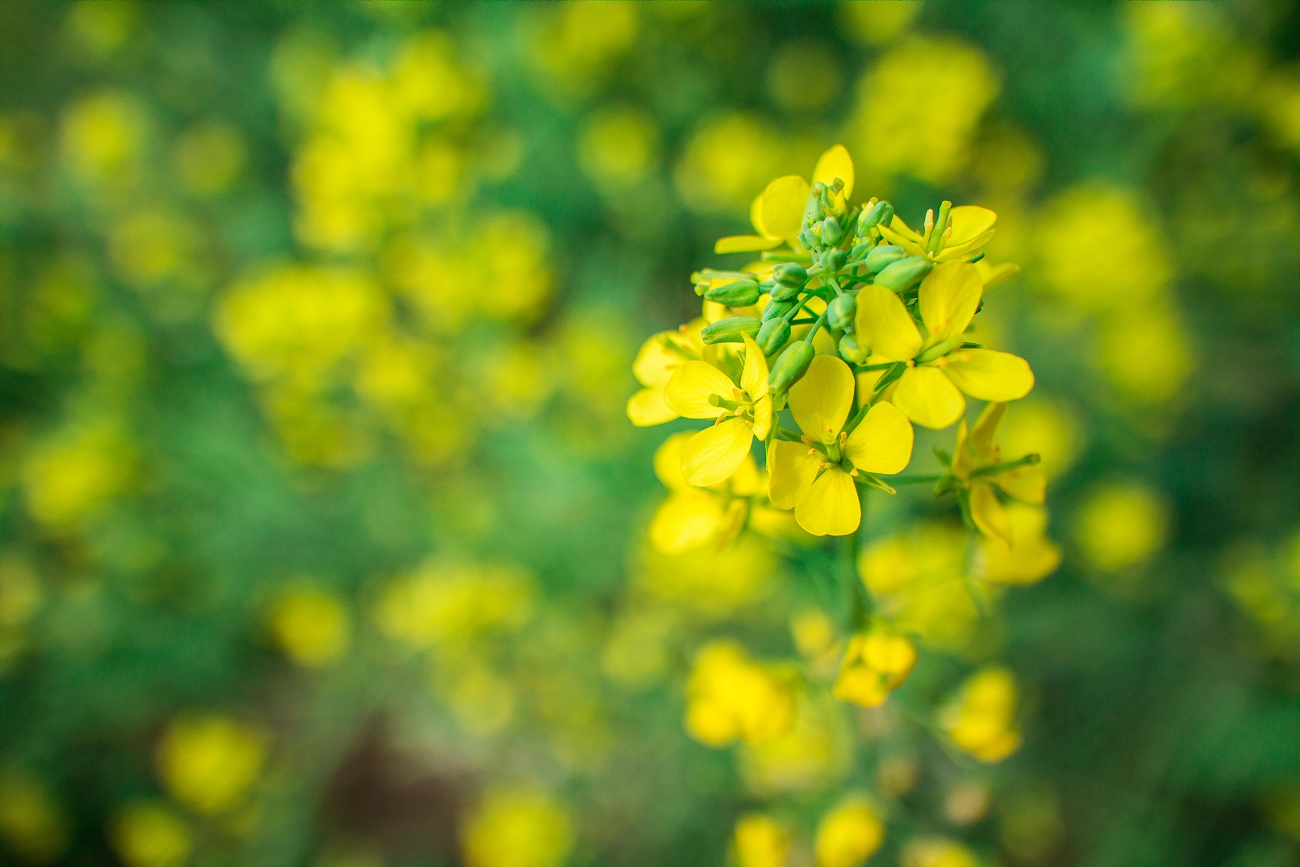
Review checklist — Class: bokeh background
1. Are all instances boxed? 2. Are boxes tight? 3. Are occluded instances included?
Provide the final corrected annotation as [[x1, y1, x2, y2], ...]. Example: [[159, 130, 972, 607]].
[[0, 2, 1298, 866]]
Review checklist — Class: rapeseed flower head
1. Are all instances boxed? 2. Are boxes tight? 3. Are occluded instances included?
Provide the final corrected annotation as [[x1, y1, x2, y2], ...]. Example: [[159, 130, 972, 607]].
[[715, 144, 855, 254], [814, 796, 884, 867], [685, 640, 796, 747], [940, 667, 1021, 763], [156, 715, 265, 815], [267, 584, 352, 667], [832, 628, 917, 708], [648, 432, 767, 553], [462, 786, 573, 867], [626, 323, 703, 426], [732, 813, 791, 867], [108, 801, 192, 867], [1074, 482, 1170, 572]]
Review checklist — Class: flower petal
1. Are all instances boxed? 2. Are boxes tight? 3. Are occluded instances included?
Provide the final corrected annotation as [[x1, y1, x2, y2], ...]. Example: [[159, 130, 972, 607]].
[[664, 361, 735, 419], [942, 349, 1035, 402], [756, 176, 810, 241], [891, 366, 966, 429], [789, 354, 855, 444], [652, 431, 694, 490], [946, 206, 997, 247], [750, 394, 773, 440], [767, 439, 822, 510], [844, 401, 914, 475], [970, 484, 1014, 546], [856, 284, 924, 362], [681, 418, 754, 487], [995, 465, 1047, 504], [812, 144, 855, 199], [740, 334, 769, 400], [918, 262, 982, 344], [649, 490, 725, 554], [715, 234, 783, 254], [627, 388, 677, 427], [632, 331, 685, 388], [795, 468, 861, 537]]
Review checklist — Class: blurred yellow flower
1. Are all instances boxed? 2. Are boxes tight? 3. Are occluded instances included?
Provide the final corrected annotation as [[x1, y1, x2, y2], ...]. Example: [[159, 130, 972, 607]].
[[675, 113, 787, 215], [814, 796, 884, 867], [267, 585, 352, 667], [109, 801, 192, 867], [977, 504, 1061, 586], [61, 91, 148, 192], [685, 640, 795, 747], [901, 837, 982, 867], [637, 533, 776, 618], [22, 422, 131, 532], [1074, 482, 1170, 572], [832, 628, 917, 708], [0, 771, 69, 864], [156, 716, 266, 815], [940, 667, 1021, 763], [462, 786, 573, 867], [173, 121, 246, 196], [950, 402, 1048, 546], [578, 107, 659, 192], [376, 561, 536, 649], [732, 813, 791, 867]]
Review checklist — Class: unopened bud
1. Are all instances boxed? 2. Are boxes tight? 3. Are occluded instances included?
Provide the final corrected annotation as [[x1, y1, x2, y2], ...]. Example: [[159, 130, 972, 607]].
[[858, 201, 894, 236], [821, 249, 847, 273], [701, 316, 761, 344], [827, 294, 856, 331], [770, 282, 801, 302], [757, 318, 792, 354], [873, 256, 933, 292], [762, 299, 798, 322], [769, 341, 817, 393], [820, 216, 844, 247], [798, 229, 818, 250], [839, 333, 870, 365], [773, 263, 809, 289], [704, 279, 760, 307], [864, 244, 906, 273]]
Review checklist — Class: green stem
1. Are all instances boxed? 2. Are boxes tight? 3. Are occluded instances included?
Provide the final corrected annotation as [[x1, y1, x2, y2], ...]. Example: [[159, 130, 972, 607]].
[[889, 472, 947, 486], [971, 453, 1040, 478]]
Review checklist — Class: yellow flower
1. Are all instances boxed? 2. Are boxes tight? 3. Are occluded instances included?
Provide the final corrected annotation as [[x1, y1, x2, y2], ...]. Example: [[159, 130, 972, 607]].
[[1074, 482, 1170, 572], [156, 716, 266, 815], [832, 629, 917, 708], [978, 504, 1061, 586], [664, 334, 772, 486], [950, 402, 1047, 546], [856, 261, 1034, 429], [940, 668, 1021, 763], [879, 205, 998, 263], [462, 786, 573, 867], [732, 813, 791, 867], [0, 771, 69, 864], [814, 797, 884, 867], [626, 323, 703, 426], [109, 801, 192, 867], [267, 585, 352, 667], [768, 355, 913, 536], [715, 144, 855, 254], [648, 432, 764, 553], [901, 837, 982, 867], [684, 640, 795, 747]]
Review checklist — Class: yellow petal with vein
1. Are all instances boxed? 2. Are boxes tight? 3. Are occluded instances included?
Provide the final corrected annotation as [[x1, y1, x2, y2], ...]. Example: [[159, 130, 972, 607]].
[[795, 469, 861, 537], [891, 366, 966, 429], [716, 234, 783, 254], [740, 333, 769, 399], [681, 418, 753, 487], [946, 206, 997, 246], [649, 490, 725, 554], [652, 431, 693, 490], [942, 349, 1035, 402], [919, 262, 982, 343], [627, 388, 677, 427], [844, 401, 913, 475], [767, 440, 822, 510], [664, 361, 734, 419], [789, 354, 854, 443], [856, 284, 923, 362]]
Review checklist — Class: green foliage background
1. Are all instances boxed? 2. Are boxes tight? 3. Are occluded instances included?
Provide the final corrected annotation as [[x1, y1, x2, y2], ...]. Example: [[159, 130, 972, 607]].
[[0, 2, 1297, 867]]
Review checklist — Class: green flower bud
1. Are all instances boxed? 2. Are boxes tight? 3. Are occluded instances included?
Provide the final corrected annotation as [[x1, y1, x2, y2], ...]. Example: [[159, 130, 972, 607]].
[[838, 333, 870, 365], [773, 263, 809, 289], [770, 282, 801, 302], [821, 249, 847, 273], [769, 341, 817, 393], [820, 216, 844, 247], [864, 244, 906, 273], [701, 316, 761, 344], [703, 279, 760, 307], [849, 241, 873, 261], [762, 299, 798, 322], [798, 229, 818, 250], [827, 294, 856, 331], [873, 255, 933, 292], [757, 318, 792, 355], [858, 201, 894, 236]]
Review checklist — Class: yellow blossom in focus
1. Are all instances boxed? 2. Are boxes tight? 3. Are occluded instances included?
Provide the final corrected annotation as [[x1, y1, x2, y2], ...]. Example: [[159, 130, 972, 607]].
[[856, 262, 1034, 429], [156, 716, 266, 815], [768, 355, 914, 536], [715, 143, 854, 254], [0, 771, 69, 864], [878, 206, 1000, 265], [462, 786, 573, 867], [684, 641, 796, 747], [109, 801, 192, 867], [832, 628, 917, 708], [1074, 482, 1170, 572], [732, 813, 791, 867], [940, 668, 1021, 763], [376, 561, 536, 649], [649, 432, 767, 554], [853, 38, 999, 184], [267, 584, 351, 667], [814, 796, 884, 867], [626, 323, 704, 426]]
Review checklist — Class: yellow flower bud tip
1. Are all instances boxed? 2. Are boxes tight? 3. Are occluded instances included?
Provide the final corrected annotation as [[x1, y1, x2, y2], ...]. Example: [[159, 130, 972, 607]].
[[924, 208, 935, 234]]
